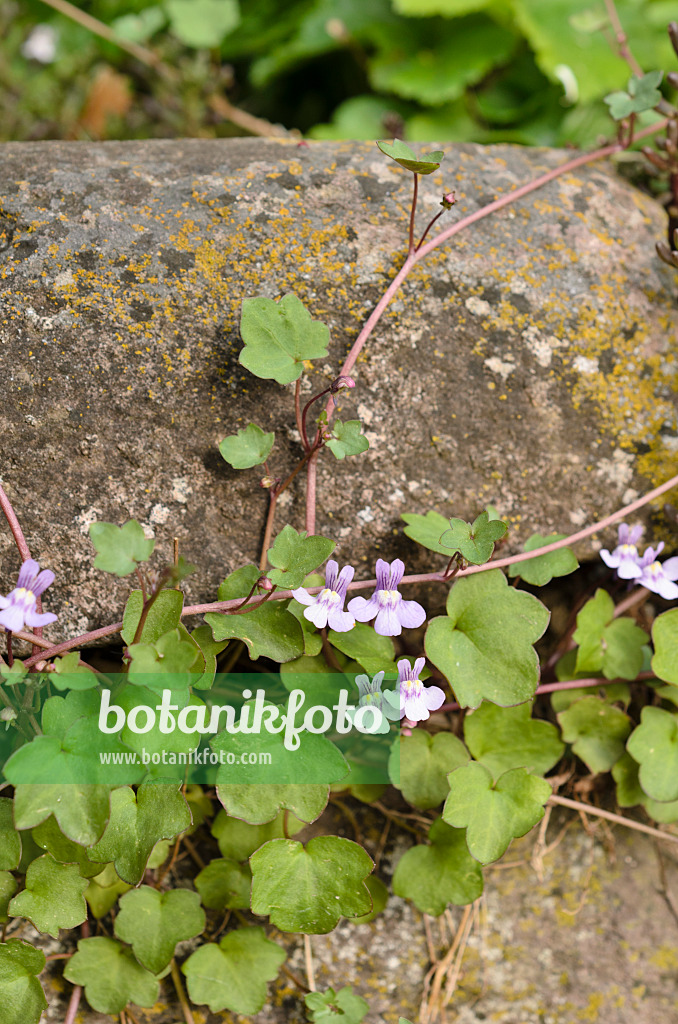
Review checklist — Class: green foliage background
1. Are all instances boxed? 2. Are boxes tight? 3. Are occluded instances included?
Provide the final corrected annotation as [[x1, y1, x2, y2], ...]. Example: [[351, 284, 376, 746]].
[[1, 0, 675, 145]]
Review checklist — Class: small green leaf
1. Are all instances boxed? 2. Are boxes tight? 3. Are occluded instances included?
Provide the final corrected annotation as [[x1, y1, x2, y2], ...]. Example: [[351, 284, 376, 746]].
[[392, 817, 483, 915], [88, 784, 192, 884], [11, 785, 111, 847], [32, 817, 102, 878], [425, 570, 549, 709], [652, 609, 678, 684], [305, 986, 370, 1024], [402, 509, 454, 555], [8, 854, 88, 938], [0, 798, 21, 870], [114, 886, 205, 974], [206, 600, 304, 663], [85, 867, 131, 919], [0, 873, 18, 923], [508, 533, 578, 586], [212, 809, 305, 860], [216, 782, 330, 825], [89, 520, 154, 577], [127, 627, 202, 695], [605, 71, 664, 120], [626, 706, 678, 802], [121, 588, 184, 646], [182, 927, 286, 1014], [377, 138, 444, 174], [613, 752, 678, 823], [328, 623, 396, 675], [573, 590, 648, 680], [352, 875, 389, 924], [195, 858, 252, 910], [49, 653, 99, 691], [267, 524, 335, 589], [557, 696, 631, 774], [0, 940, 47, 1024], [326, 420, 369, 460], [443, 762, 551, 864], [64, 936, 159, 1014], [250, 836, 373, 932], [240, 293, 330, 384], [389, 730, 469, 809], [464, 702, 564, 779], [440, 511, 508, 565], [219, 423, 275, 469], [165, 0, 239, 48]]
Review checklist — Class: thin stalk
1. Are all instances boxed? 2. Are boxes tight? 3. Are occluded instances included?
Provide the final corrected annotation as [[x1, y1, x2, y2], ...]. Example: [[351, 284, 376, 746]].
[[549, 794, 678, 845], [301, 387, 332, 451], [170, 958, 196, 1024], [415, 209, 445, 252], [295, 377, 306, 449], [603, 0, 644, 76], [408, 173, 419, 253], [131, 568, 172, 645], [306, 451, 318, 535], [135, 567, 147, 604], [260, 490, 278, 570], [5, 632, 12, 669]]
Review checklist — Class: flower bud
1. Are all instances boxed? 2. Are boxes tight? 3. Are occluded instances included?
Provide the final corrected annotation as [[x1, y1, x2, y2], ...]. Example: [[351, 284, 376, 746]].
[[330, 375, 355, 393], [258, 577, 274, 591], [33, 660, 47, 672], [440, 191, 456, 210], [260, 476, 275, 489], [0, 707, 17, 722]]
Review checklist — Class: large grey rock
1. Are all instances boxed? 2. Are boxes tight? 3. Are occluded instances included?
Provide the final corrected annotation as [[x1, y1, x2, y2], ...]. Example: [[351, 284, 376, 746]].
[[0, 138, 676, 642]]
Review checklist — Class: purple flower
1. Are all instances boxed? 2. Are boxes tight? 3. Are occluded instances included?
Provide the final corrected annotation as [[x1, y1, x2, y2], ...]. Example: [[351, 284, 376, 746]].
[[0, 559, 57, 632], [600, 523, 644, 579], [347, 558, 426, 636], [292, 559, 355, 632], [636, 543, 678, 600], [382, 658, 445, 723]]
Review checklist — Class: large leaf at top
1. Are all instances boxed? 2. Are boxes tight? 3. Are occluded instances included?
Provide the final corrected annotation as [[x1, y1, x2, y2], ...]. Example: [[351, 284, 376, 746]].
[[182, 927, 286, 1015], [250, 836, 373, 932], [425, 570, 549, 708], [219, 423, 275, 470], [88, 784, 191, 884], [89, 520, 154, 576], [573, 589, 648, 680], [652, 609, 678, 685], [64, 937, 159, 1014], [114, 886, 205, 974], [464, 701, 564, 779], [507, 533, 578, 586], [8, 854, 88, 938], [166, 0, 239, 48], [389, 730, 469, 809], [239, 293, 330, 384], [557, 695, 631, 774], [0, 940, 47, 1024], [626, 707, 678, 803], [377, 138, 444, 173], [369, 15, 516, 106], [392, 817, 483, 915], [12, 785, 111, 847], [443, 762, 551, 864], [266, 524, 335, 589]]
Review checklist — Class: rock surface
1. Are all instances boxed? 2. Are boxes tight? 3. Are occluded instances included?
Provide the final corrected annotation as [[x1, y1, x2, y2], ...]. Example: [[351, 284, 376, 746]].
[[0, 138, 677, 641]]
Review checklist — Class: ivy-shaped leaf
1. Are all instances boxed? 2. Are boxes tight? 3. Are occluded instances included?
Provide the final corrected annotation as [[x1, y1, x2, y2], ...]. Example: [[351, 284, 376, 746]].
[[0, 940, 47, 1024], [89, 520, 155, 577], [194, 858, 252, 910], [402, 509, 454, 555], [88, 784, 192, 884], [8, 854, 88, 938], [127, 627, 202, 696], [182, 927, 286, 1014], [326, 420, 369, 460], [32, 817, 102, 878], [377, 139, 444, 174], [573, 590, 648, 680], [440, 511, 508, 565], [507, 533, 578, 586], [389, 730, 469, 810], [613, 752, 678, 824], [305, 986, 370, 1024], [219, 423, 275, 469], [211, 809, 305, 860], [64, 936, 159, 1014], [626, 707, 678, 802], [240, 293, 330, 385], [557, 696, 631, 774], [49, 653, 99, 691], [652, 609, 678, 685], [0, 798, 21, 870], [425, 570, 549, 708], [250, 836, 374, 932], [443, 762, 551, 864], [12, 784, 111, 847], [114, 886, 205, 973], [216, 782, 331, 826], [267, 524, 336, 589], [464, 701, 564, 779], [392, 817, 483, 915], [605, 71, 663, 120], [205, 600, 304, 663]]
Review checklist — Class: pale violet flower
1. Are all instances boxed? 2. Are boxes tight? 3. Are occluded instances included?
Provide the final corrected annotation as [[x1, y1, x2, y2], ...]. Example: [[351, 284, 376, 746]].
[[347, 558, 426, 637], [292, 560, 355, 632], [347, 671, 401, 734], [600, 523, 644, 579], [382, 658, 445, 723], [636, 544, 678, 601], [0, 559, 57, 632]]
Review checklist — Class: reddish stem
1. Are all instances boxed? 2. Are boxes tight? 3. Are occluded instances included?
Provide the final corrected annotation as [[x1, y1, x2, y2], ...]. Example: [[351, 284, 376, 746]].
[[408, 173, 419, 253]]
